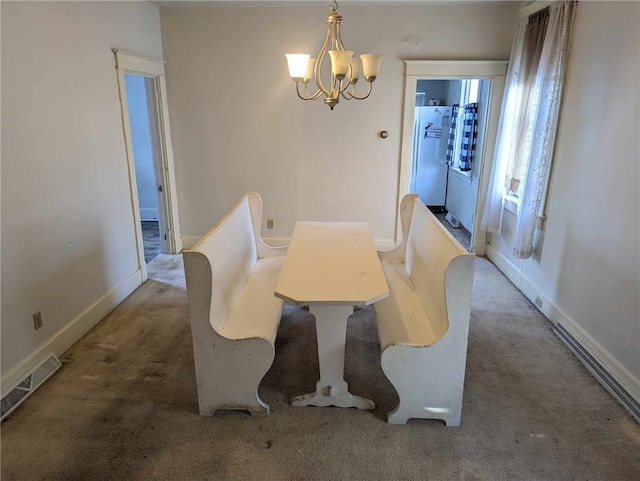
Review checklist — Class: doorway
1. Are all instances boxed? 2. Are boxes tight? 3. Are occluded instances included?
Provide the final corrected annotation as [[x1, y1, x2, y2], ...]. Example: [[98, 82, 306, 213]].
[[410, 78, 491, 252], [114, 49, 182, 282], [124, 74, 163, 263], [398, 61, 508, 255]]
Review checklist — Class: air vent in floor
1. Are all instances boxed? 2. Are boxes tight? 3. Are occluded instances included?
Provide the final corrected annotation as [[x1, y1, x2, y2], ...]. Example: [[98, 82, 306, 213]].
[[445, 212, 460, 228], [1, 354, 61, 421]]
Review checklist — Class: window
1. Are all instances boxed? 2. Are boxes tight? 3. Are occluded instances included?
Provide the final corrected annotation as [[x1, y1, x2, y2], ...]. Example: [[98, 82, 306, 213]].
[[481, 1, 577, 259], [506, 8, 550, 197], [460, 79, 480, 104]]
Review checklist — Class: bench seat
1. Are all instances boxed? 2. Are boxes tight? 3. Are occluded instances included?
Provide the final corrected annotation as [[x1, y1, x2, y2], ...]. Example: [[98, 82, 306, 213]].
[[221, 256, 285, 342], [375, 260, 439, 351]]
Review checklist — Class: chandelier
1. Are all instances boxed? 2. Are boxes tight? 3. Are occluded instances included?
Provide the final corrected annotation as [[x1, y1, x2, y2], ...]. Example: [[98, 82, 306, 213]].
[[285, 1, 383, 110]]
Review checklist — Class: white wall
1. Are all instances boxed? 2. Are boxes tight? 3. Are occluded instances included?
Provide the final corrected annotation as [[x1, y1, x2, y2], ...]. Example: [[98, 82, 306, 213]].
[[487, 2, 640, 393], [125, 74, 159, 221], [1, 2, 163, 382], [159, 3, 519, 246]]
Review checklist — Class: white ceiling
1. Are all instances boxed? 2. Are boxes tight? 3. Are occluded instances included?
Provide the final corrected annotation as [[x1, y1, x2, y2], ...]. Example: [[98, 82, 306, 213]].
[[151, 0, 504, 7]]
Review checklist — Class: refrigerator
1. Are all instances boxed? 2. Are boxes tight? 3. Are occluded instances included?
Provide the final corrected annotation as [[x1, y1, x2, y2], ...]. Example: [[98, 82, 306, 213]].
[[411, 106, 452, 207]]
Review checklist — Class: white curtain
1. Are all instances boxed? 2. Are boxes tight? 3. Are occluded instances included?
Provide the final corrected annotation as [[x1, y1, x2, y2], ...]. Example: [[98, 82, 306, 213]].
[[480, 16, 530, 235], [512, 1, 576, 259], [481, 1, 577, 259]]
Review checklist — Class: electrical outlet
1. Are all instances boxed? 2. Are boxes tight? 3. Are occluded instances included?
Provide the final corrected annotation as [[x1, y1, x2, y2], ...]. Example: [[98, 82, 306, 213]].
[[33, 311, 43, 330], [535, 296, 543, 309], [267, 219, 274, 229]]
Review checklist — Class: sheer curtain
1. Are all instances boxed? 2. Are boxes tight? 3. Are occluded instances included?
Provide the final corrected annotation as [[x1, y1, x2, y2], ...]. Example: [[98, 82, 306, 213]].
[[480, 16, 530, 234], [481, 1, 577, 259]]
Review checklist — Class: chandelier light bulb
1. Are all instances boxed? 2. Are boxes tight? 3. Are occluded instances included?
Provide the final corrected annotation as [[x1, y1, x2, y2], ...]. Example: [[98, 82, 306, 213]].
[[361, 54, 383, 82], [349, 58, 362, 84], [328, 50, 354, 80], [285, 54, 311, 82], [304, 58, 316, 83]]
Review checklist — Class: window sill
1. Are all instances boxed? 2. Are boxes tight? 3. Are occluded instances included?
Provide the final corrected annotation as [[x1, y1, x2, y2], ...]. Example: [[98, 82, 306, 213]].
[[504, 195, 518, 214], [449, 167, 472, 184]]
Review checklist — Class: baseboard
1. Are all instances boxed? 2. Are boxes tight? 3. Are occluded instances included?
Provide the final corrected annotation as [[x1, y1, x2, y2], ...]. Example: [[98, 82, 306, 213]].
[[374, 239, 397, 251], [139, 208, 158, 221], [262, 237, 290, 248], [554, 323, 640, 423], [262, 237, 396, 250], [180, 236, 200, 250], [485, 244, 640, 412], [0, 269, 143, 395]]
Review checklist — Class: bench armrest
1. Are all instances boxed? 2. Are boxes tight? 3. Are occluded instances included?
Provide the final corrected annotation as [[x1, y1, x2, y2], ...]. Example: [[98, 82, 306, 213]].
[[378, 194, 417, 263], [246, 191, 288, 258]]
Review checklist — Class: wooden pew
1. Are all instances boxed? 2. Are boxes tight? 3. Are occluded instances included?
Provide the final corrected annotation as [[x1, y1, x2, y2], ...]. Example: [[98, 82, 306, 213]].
[[375, 194, 475, 426], [183, 192, 286, 416]]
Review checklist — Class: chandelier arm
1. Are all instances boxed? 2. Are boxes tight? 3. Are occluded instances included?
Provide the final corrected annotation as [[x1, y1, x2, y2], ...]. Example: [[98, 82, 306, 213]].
[[305, 82, 324, 100], [338, 78, 352, 96], [340, 84, 355, 100], [333, 22, 342, 51], [332, 76, 343, 100], [341, 82, 373, 101], [340, 86, 353, 101], [314, 27, 333, 97], [295, 82, 312, 100], [336, 23, 346, 51], [295, 82, 322, 101]]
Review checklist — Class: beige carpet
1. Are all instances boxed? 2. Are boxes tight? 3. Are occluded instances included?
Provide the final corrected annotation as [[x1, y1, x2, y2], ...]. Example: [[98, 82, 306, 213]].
[[1, 255, 639, 480]]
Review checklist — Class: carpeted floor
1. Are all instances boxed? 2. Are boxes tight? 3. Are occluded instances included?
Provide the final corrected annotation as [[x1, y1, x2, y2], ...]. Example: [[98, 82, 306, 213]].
[[1, 255, 639, 480]]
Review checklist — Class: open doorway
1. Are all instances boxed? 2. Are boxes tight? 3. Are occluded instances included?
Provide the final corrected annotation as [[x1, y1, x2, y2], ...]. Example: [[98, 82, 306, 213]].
[[114, 49, 182, 282], [124, 74, 163, 263], [398, 61, 508, 256], [411, 78, 491, 252]]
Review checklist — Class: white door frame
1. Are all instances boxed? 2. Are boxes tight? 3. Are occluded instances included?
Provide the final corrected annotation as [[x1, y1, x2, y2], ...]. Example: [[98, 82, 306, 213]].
[[397, 60, 507, 256], [113, 49, 182, 281]]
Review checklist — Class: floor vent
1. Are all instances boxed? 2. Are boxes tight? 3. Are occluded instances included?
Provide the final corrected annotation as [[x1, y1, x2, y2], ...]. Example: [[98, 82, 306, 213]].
[[445, 212, 460, 228], [1, 354, 61, 421], [554, 323, 639, 423]]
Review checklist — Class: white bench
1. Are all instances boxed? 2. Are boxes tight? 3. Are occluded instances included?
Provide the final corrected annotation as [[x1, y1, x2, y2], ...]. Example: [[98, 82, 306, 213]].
[[183, 192, 286, 416], [374, 194, 475, 426]]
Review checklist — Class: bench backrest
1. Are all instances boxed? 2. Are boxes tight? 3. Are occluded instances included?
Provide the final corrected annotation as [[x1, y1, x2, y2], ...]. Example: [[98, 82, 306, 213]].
[[404, 197, 474, 340], [185, 195, 258, 334]]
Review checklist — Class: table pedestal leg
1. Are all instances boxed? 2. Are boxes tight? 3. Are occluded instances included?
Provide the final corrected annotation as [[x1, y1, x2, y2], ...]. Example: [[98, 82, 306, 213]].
[[291, 305, 375, 410]]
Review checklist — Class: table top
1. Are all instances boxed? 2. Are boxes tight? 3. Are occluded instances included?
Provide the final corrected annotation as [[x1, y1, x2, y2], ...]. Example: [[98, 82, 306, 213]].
[[274, 222, 389, 306]]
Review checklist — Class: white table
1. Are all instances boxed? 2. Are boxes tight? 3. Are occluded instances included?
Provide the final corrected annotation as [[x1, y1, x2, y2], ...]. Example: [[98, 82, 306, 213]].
[[274, 222, 389, 409]]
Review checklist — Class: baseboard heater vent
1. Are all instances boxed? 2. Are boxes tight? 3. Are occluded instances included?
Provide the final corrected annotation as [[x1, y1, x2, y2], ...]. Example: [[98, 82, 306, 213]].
[[1, 354, 61, 421], [445, 212, 460, 228], [554, 323, 639, 423]]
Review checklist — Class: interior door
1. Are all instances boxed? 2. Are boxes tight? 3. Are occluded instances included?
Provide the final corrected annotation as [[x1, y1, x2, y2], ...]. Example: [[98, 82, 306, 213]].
[[144, 77, 170, 254]]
